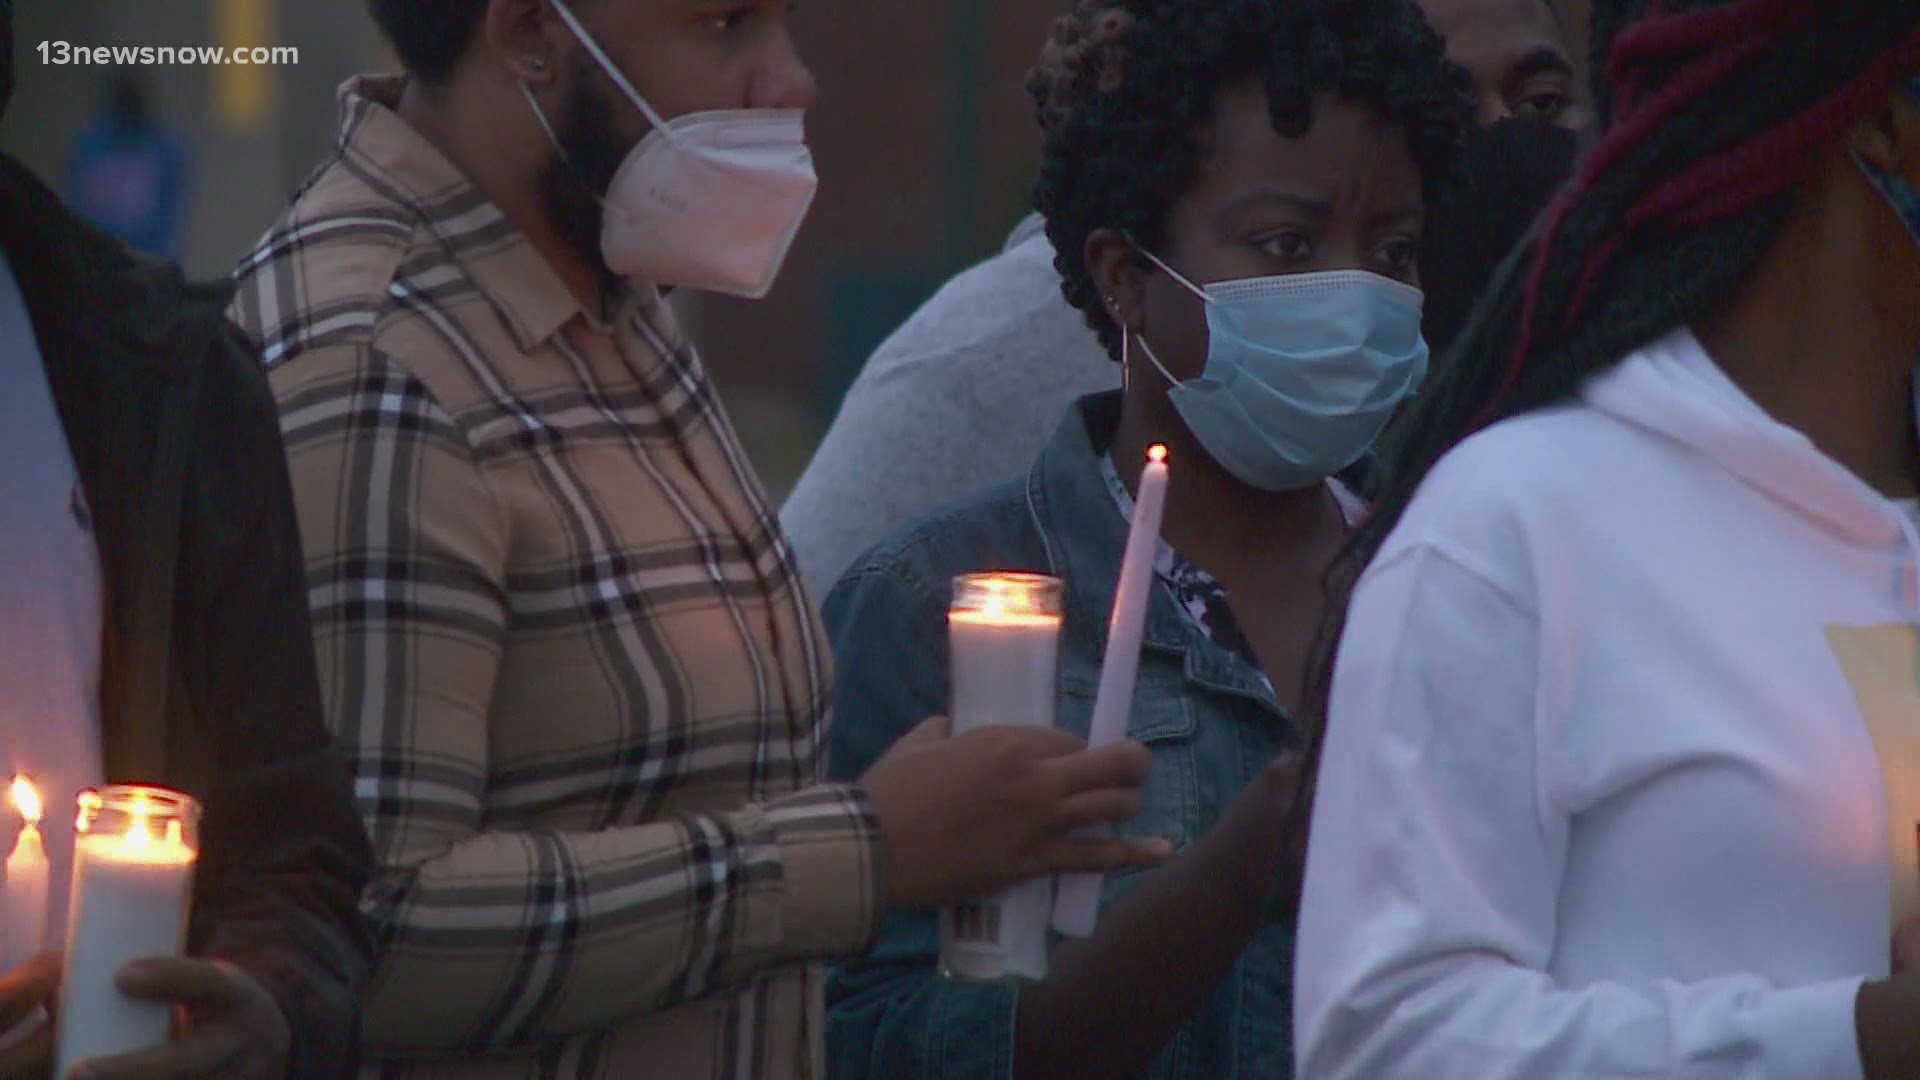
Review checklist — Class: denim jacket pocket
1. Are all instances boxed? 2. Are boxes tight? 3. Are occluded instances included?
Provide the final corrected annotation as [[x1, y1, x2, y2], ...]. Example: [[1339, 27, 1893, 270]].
[[1061, 676, 1200, 855], [1061, 684, 1201, 1077]]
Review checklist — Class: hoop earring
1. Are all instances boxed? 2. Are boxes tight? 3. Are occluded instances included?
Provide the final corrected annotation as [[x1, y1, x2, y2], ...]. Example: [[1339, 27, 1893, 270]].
[[1121, 325, 1131, 394]]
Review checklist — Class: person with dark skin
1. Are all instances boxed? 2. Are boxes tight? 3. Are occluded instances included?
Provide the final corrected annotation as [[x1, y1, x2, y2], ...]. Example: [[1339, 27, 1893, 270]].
[[1362, 115, 1579, 470], [1092, 90, 1427, 722], [823, 2, 1469, 1076], [63, 69, 189, 260], [1294, 0, 1920, 1076], [230, 0, 1164, 1074], [1418, 0, 1589, 129], [781, 0, 1588, 602], [0, 4, 371, 1078], [1417, 116, 1581, 358]]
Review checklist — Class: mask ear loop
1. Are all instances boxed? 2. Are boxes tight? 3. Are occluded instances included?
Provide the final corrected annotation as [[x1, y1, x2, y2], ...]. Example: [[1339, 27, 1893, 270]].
[[1110, 293, 1181, 390], [545, 0, 677, 141], [1120, 230, 1211, 303], [1133, 331, 1182, 388], [517, 80, 619, 215], [1116, 231, 1206, 389], [517, 82, 572, 165], [1105, 282, 1175, 390]]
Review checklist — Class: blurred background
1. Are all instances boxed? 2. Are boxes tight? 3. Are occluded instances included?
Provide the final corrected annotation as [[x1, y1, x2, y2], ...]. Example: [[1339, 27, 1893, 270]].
[[0, 0, 1590, 501]]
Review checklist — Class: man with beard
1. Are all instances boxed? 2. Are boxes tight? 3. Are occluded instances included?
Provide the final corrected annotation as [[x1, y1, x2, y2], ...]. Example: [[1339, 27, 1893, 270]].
[[781, 0, 1588, 597], [1416, 0, 1587, 131], [229, 1, 1167, 1075]]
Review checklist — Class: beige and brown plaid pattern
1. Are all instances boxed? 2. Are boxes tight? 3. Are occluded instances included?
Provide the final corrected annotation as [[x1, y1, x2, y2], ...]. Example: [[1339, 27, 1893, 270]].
[[229, 76, 882, 1079]]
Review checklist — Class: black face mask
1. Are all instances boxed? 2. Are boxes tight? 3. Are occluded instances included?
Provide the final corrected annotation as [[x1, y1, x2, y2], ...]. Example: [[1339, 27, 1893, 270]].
[[1415, 117, 1582, 358]]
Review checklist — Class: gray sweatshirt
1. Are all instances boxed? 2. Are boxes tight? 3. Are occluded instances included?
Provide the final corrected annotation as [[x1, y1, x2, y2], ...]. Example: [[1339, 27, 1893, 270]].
[[781, 217, 1118, 597]]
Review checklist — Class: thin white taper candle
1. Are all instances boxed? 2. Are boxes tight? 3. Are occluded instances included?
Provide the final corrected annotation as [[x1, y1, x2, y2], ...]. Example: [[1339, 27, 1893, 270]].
[[2, 777, 49, 974], [1054, 444, 1170, 937]]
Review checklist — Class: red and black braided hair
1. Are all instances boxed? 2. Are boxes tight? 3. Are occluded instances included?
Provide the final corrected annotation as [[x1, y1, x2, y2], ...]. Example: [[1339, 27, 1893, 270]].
[[1299, 0, 1920, 757]]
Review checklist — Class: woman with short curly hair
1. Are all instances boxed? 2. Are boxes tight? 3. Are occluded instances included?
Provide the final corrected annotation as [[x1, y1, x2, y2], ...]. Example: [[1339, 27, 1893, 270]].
[[819, 1, 1470, 1076]]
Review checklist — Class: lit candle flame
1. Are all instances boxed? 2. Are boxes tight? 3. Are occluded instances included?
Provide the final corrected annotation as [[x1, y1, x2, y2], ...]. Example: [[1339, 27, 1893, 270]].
[[983, 582, 1008, 620], [1147, 444, 1169, 465], [10, 777, 41, 827], [124, 792, 153, 848]]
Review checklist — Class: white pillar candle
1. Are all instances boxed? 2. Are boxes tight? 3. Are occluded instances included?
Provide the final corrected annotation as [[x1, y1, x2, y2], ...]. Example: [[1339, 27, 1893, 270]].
[[1054, 444, 1170, 937], [944, 573, 1064, 981], [56, 786, 199, 1077], [3, 777, 49, 974]]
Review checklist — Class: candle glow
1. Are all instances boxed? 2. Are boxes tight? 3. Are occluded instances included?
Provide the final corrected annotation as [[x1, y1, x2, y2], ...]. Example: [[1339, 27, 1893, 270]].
[[947, 574, 1064, 630], [3, 775, 50, 977], [56, 786, 201, 1073], [10, 777, 41, 826], [944, 572, 1065, 980], [75, 789, 101, 833], [80, 794, 195, 867]]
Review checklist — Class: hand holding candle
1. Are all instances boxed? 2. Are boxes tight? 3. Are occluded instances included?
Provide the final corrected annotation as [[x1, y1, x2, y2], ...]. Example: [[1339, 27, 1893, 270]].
[[1053, 444, 1170, 937], [66, 955, 291, 1080], [55, 786, 199, 1077], [3, 778, 49, 976], [943, 572, 1065, 980]]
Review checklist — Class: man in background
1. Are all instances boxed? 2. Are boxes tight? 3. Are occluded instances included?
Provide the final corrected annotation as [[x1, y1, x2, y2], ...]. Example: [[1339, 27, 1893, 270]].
[[64, 71, 190, 260], [1418, 115, 1583, 358], [781, 0, 1588, 597], [1418, 0, 1588, 131]]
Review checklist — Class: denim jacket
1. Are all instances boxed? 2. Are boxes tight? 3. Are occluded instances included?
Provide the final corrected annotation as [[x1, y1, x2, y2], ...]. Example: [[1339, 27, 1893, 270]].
[[822, 392, 1299, 1079]]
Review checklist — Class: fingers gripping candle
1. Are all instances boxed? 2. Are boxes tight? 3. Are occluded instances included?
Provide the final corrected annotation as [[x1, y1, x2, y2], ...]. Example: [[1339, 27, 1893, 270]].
[[945, 573, 1065, 980], [1054, 444, 1169, 937], [55, 786, 199, 1076]]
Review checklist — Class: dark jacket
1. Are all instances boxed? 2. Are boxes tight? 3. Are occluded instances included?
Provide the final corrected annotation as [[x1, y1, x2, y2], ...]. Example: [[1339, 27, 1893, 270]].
[[823, 392, 1299, 1078], [0, 153, 372, 1076]]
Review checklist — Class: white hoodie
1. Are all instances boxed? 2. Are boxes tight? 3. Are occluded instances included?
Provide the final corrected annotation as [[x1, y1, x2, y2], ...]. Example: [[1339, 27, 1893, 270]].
[[1295, 328, 1920, 1079]]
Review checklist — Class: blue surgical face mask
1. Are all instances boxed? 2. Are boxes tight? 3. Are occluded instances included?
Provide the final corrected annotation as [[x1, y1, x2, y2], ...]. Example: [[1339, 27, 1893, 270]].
[[1130, 246, 1430, 492], [1854, 75, 1920, 247]]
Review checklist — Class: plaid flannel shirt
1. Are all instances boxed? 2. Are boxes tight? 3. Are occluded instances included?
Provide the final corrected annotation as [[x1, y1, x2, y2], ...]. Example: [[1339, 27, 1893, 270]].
[[228, 76, 883, 1078]]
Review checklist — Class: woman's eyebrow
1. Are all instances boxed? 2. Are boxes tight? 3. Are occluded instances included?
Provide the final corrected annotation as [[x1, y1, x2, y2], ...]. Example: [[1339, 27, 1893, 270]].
[[1504, 45, 1576, 94]]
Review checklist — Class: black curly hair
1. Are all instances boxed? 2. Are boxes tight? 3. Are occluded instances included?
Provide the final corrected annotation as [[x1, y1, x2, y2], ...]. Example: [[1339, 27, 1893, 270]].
[[368, 0, 489, 85], [1026, 0, 1474, 361]]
